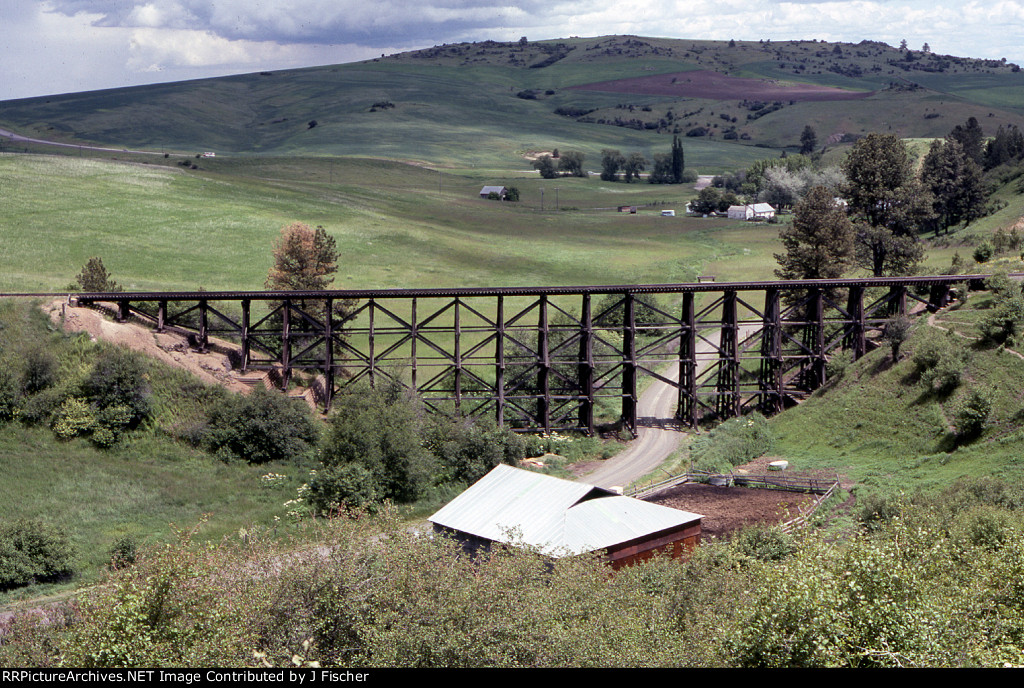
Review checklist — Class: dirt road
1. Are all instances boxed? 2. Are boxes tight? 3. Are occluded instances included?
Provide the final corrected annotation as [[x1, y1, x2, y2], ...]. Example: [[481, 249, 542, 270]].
[[581, 325, 760, 489]]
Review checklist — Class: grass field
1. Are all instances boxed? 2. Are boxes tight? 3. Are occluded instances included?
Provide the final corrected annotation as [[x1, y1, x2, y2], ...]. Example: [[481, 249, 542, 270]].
[[0, 152, 785, 293]]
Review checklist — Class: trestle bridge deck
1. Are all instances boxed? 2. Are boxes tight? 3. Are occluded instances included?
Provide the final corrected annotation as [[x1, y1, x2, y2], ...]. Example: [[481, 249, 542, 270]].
[[7, 274, 991, 433]]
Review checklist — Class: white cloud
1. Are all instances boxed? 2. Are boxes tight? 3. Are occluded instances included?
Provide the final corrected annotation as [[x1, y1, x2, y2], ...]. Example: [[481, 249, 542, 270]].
[[4, 1, 1024, 100]]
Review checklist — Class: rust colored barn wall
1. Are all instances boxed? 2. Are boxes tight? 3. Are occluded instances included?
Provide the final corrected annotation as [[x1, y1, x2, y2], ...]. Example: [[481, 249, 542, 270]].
[[605, 520, 702, 570]]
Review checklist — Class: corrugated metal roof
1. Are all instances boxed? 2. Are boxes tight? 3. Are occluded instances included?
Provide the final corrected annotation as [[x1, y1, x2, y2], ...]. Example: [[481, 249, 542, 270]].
[[429, 465, 702, 557]]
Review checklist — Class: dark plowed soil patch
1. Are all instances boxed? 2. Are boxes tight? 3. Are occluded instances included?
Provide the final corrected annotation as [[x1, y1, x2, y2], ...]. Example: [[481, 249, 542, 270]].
[[645, 482, 817, 539], [569, 70, 873, 102]]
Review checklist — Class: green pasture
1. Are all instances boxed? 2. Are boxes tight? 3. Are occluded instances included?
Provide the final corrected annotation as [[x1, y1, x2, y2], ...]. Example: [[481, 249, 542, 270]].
[[0, 423, 306, 599], [0, 153, 781, 293]]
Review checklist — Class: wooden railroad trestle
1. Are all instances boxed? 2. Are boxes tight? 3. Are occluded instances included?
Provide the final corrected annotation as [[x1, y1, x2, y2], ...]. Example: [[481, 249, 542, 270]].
[[61, 275, 980, 434]]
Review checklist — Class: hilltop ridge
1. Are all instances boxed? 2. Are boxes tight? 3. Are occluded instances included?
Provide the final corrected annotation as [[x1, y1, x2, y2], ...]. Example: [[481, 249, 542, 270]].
[[2, 36, 1023, 166]]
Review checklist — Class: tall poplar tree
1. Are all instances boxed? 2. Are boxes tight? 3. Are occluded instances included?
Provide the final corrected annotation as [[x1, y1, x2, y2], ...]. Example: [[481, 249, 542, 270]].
[[671, 135, 685, 183]]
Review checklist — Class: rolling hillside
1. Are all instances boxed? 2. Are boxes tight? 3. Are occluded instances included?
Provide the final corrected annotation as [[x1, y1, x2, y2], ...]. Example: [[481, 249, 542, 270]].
[[3, 36, 1024, 169]]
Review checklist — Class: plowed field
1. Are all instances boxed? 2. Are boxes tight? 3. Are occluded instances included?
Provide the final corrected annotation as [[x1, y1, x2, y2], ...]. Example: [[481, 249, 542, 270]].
[[570, 70, 873, 102]]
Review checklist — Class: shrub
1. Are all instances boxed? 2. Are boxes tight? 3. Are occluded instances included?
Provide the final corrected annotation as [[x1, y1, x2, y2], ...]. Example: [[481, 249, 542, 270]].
[[689, 413, 774, 472], [883, 316, 913, 360], [82, 348, 151, 427], [0, 367, 18, 422], [306, 464, 379, 514], [18, 386, 67, 425], [0, 520, 77, 590], [21, 350, 58, 396], [953, 505, 1014, 550], [52, 396, 96, 440], [730, 526, 795, 561], [983, 271, 1016, 298], [955, 388, 992, 442], [204, 388, 318, 465], [979, 293, 1024, 344], [59, 528, 257, 667], [424, 416, 525, 485], [973, 241, 994, 263], [856, 490, 904, 531], [322, 383, 435, 502], [912, 332, 967, 394], [108, 535, 138, 569]]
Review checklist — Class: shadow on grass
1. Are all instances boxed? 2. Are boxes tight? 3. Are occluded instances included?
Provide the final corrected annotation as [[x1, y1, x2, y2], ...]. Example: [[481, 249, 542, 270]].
[[933, 431, 959, 454]]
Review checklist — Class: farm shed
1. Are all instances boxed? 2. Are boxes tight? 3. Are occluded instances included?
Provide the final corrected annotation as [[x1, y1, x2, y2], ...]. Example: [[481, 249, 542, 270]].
[[429, 465, 703, 569], [727, 203, 776, 220], [479, 185, 508, 199]]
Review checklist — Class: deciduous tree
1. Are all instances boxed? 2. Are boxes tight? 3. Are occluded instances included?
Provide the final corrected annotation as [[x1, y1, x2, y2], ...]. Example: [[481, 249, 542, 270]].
[[600, 149, 625, 181], [533, 155, 558, 179], [623, 152, 647, 182], [843, 133, 933, 276], [557, 150, 586, 178]]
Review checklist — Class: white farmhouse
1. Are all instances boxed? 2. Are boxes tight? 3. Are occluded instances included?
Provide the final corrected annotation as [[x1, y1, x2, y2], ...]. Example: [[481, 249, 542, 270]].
[[727, 203, 776, 221]]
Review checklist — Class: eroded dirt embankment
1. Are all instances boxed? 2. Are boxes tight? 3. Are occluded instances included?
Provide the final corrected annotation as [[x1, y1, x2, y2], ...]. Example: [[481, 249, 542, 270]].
[[44, 299, 253, 394]]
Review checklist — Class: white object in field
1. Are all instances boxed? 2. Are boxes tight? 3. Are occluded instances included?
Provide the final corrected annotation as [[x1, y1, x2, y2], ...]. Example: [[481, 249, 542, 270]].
[[768, 460, 789, 471]]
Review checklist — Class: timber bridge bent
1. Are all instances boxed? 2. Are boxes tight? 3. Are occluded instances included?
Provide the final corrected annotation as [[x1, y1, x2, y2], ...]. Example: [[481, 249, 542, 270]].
[[15, 274, 993, 434]]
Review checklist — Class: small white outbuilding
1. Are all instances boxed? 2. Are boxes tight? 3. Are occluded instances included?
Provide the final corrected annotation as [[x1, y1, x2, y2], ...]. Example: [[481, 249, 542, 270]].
[[727, 203, 776, 221]]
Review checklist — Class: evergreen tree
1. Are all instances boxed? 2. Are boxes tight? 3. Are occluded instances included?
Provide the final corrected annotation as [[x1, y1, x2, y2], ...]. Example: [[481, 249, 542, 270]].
[[920, 138, 987, 234], [74, 257, 121, 293], [265, 222, 338, 291], [843, 133, 934, 276], [799, 125, 818, 155], [948, 116, 985, 165], [775, 186, 855, 282], [984, 124, 1024, 169], [671, 135, 685, 183]]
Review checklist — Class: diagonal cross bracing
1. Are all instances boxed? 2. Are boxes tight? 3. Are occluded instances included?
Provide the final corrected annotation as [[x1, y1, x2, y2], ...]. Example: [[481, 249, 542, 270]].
[[56, 274, 1004, 432]]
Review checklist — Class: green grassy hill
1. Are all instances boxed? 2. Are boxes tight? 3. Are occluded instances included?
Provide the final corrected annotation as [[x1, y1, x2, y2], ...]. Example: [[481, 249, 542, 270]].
[[770, 284, 1024, 491], [3, 36, 1024, 168]]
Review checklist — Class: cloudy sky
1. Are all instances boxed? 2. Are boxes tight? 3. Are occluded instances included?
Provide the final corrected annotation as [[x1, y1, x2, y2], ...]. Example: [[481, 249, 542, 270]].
[[3, 1, 1024, 101]]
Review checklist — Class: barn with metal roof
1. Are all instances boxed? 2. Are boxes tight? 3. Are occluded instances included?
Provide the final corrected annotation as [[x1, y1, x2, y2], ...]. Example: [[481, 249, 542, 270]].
[[429, 465, 703, 569]]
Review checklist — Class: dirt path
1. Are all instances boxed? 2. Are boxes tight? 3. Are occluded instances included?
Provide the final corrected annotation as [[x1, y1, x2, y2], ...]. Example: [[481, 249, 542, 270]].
[[0, 127, 178, 157]]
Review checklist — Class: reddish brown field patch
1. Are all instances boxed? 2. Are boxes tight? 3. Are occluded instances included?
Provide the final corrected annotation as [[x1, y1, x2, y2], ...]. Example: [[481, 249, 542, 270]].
[[645, 482, 816, 539], [569, 70, 873, 102]]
